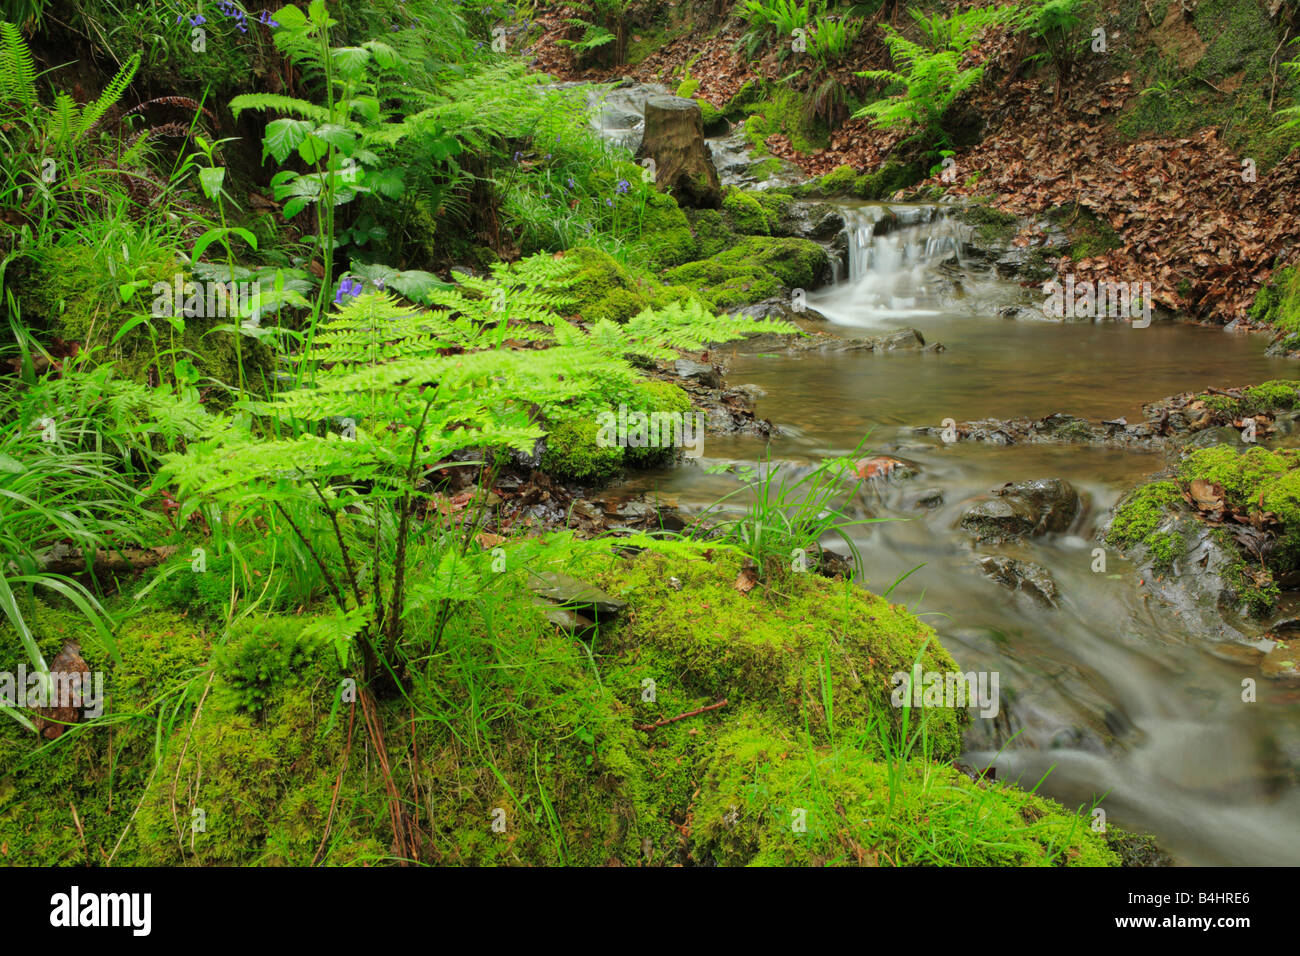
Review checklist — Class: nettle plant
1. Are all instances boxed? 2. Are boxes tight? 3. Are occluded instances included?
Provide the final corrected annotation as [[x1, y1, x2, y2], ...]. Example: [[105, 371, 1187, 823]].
[[159, 255, 795, 692]]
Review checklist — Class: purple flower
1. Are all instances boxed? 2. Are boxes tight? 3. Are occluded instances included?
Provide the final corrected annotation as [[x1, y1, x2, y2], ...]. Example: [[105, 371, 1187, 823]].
[[257, 10, 279, 28], [566, 176, 576, 189], [334, 277, 363, 306], [513, 150, 524, 163], [605, 198, 613, 207], [616, 178, 630, 194]]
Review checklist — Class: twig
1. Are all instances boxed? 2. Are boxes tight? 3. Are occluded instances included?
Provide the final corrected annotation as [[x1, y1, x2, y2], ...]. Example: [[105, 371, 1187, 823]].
[[634, 698, 728, 732], [312, 692, 357, 866], [170, 671, 215, 857]]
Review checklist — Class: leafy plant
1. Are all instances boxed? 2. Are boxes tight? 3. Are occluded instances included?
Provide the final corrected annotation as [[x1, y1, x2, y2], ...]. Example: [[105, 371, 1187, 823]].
[[159, 265, 795, 690]]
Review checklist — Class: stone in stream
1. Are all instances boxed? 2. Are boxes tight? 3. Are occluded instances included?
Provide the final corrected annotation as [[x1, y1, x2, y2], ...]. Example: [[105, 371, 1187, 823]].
[[960, 478, 1081, 543], [526, 571, 627, 622], [673, 357, 725, 388], [977, 555, 1060, 609], [636, 96, 722, 209]]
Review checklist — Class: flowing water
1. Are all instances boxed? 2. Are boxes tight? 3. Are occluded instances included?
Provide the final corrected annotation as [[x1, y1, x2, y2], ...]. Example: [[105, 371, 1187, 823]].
[[620, 202, 1300, 866], [576, 84, 1300, 864]]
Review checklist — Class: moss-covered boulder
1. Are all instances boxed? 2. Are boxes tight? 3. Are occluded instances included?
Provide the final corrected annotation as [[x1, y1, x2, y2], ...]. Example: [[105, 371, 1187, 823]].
[[564, 246, 706, 323], [664, 236, 831, 309], [0, 541, 1129, 867]]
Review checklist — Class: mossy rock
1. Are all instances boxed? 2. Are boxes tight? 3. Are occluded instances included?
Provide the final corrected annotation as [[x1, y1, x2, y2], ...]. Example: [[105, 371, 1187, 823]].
[[638, 190, 699, 269], [721, 188, 769, 236], [582, 550, 965, 753], [1106, 480, 1187, 571], [691, 715, 1119, 867], [663, 236, 830, 308], [801, 161, 923, 200], [0, 541, 1132, 866], [953, 203, 1020, 243], [624, 380, 693, 467], [685, 207, 739, 259], [20, 244, 264, 393], [541, 416, 625, 483], [565, 246, 710, 322]]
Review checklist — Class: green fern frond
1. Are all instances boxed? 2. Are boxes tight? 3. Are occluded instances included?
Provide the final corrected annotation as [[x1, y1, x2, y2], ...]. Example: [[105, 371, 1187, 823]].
[[0, 21, 37, 111]]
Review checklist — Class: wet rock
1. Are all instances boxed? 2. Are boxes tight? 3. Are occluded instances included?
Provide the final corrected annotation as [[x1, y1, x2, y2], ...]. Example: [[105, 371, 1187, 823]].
[[526, 571, 627, 620], [960, 478, 1080, 543], [785, 327, 939, 354], [637, 96, 722, 209], [674, 358, 725, 389], [907, 487, 945, 510], [916, 412, 1165, 450], [1108, 508, 1259, 644], [977, 555, 1060, 608]]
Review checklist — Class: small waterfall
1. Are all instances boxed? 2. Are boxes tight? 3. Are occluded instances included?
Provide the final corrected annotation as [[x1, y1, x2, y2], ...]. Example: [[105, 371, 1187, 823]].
[[811, 204, 971, 326]]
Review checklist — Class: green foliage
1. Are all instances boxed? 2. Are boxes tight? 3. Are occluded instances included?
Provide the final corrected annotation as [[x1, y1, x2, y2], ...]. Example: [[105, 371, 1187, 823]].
[[159, 268, 794, 679], [1250, 265, 1300, 332], [693, 444, 880, 580], [214, 616, 335, 715], [738, 0, 824, 59]]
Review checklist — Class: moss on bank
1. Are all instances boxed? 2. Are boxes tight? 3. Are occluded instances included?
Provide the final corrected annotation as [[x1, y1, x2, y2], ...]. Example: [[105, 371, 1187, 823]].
[[800, 161, 925, 201], [664, 236, 831, 308], [0, 543, 1123, 866], [564, 246, 706, 323]]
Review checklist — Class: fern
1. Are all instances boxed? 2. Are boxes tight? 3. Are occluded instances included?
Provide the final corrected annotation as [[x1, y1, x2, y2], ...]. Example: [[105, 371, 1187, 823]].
[[158, 264, 796, 684], [0, 20, 36, 111]]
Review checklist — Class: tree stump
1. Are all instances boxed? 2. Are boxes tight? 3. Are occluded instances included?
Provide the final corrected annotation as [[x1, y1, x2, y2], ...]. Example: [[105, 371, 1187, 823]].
[[637, 95, 722, 209]]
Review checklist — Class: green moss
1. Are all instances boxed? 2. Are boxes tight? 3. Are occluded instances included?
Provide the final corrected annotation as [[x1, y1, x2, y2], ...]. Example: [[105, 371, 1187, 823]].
[[954, 202, 1020, 242], [0, 609, 214, 865], [1107, 480, 1185, 567], [751, 190, 795, 232], [664, 236, 830, 308], [624, 380, 693, 467], [541, 416, 624, 483], [722, 188, 770, 236], [1249, 267, 1300, 333], [742, 88, 828, 155], [691, 715, 1118, 867], [637, 190, 699, 269], [579, 550, 965, 754], [0, 542, 1130, 867], [686, 207, 739, 258], [1179, 445, 1295, 501], [21, 243, 260, 392], [1046, 204, 1122, 259], [814, 164, 860, 196], [856, 161, 924, 200]]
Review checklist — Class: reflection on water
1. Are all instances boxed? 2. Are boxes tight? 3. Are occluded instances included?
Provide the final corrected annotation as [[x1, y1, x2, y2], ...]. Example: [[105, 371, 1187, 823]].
[[622, 205, 1300, 864]]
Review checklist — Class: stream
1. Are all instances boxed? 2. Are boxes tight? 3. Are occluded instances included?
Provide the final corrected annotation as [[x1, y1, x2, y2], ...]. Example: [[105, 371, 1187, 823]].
[[587, 82, 1300, 865]]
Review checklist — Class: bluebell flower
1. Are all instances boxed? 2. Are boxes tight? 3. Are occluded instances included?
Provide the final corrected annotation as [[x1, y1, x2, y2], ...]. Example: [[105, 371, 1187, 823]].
[[334, 277, 363, 306], [616, 178, 630, 194], [513, 150, 524, 163], [605, 198, 613, 207], [566, 176, 576, 189]]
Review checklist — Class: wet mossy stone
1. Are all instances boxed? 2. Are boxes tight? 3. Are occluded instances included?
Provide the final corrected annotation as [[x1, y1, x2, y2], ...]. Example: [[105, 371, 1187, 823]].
[[541, 416, 625, 483], [663, 236, 831, 309]]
